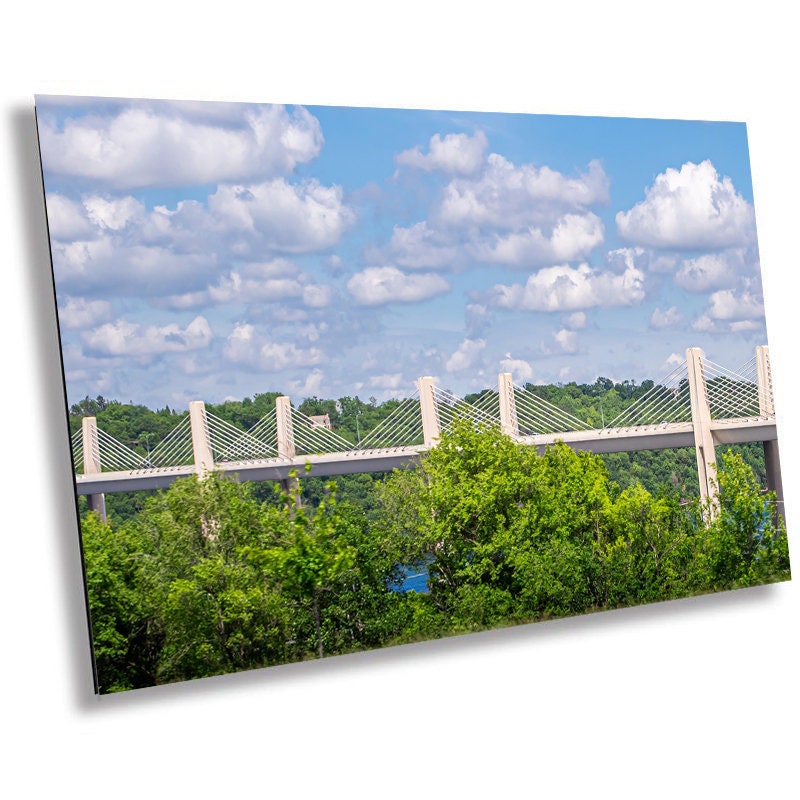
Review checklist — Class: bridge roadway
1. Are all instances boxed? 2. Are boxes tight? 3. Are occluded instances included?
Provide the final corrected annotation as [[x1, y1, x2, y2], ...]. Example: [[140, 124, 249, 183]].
[[74, 415, 778, 496]]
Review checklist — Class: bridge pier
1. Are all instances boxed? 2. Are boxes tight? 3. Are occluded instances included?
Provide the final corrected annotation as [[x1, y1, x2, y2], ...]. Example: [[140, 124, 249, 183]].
[[498, 372, 519, 438], [417, 376, 440, 447], [686, 347, 718, 518], [81, 416, 107, 521], [276, 395, 300, 500], [756, 345, 785, 525], [189, 401, 215, 477]]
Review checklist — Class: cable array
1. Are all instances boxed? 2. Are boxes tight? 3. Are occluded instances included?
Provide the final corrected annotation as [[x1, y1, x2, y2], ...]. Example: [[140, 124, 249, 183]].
[[70, 348, 776, 478], [701, 358, 765, 421], [94, 428, 147, 471], [289, 407, 355, 455], [514, 385, 591, 434], [353, 393, 424, 451], [70, 429, 84, 473], [145, 415, 194, 468], [206, 410, 280, 462], [469, 386, 501, 422], [433, 386, 501, 433], [606, 360, 692, 429]]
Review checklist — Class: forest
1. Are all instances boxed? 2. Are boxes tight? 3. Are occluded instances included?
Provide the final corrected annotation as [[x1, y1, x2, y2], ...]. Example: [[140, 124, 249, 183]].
[[69, 380, 790, 693]]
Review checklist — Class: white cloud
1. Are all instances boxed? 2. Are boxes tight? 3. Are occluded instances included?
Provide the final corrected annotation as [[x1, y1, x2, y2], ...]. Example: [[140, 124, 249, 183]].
[[302, 284, 335, 308], [209, 179, 355, 253], [59, 297, 113, 329], [83, 195, 144, 230], [465, 303, 491, 337], [289, 368, 325, 397], [650, 306, 684, 329], [552, 329, 579, 354], [563, 311, 586, 330], [489, 260, 645, 312], [706, 288, 765, 321], [730, 320, 761, 332], [476, 212, 605, 267], [45, 194, 94, 239], [386, 222, 462, 270], [616, 160, 756, 249], [346, 266, 450, 306], [675, 252, 739, 292], [445, 338, 486, 372], [691, 314, 716, 333], [662, 353, 685, 371], [38, 102, 323, 188], [499, 353, 534, 383], [436, 155, 609, 230], [395, 130, 488, 176], [369, 373, 404, 389], [82, 315, 212, 357], [223, 323, 324, 371]]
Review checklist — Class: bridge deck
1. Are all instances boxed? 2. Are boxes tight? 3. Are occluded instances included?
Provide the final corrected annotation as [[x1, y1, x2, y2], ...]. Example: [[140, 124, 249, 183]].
[[74, 417, 777, 495]]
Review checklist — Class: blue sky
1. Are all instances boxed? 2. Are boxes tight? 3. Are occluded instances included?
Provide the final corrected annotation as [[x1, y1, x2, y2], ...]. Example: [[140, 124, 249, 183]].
[[37, 96, 767, 411]]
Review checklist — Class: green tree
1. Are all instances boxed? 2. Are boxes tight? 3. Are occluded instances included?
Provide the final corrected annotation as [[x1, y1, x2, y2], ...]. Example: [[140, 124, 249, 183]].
[[244, 472, 357, 659]]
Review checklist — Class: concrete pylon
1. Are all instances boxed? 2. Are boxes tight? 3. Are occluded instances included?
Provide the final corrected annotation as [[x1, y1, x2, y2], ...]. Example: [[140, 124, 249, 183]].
[[417, 376, 440, 447], [81, 416, 107, 521], [276, 396, 296, 458], [275, 395, 300, 500], [498, 372, 519, 438], [686, 347, 718, 517], [756, 345, 784, 526], [189, 401, 214, 476]]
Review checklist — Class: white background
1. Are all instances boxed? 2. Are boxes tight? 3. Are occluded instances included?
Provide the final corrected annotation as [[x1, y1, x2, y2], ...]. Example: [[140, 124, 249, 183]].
[[2, 3, 798, 796]]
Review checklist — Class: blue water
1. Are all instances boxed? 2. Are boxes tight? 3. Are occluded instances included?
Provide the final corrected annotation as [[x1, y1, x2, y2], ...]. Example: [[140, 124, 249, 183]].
[[396, 565, 429, 593]]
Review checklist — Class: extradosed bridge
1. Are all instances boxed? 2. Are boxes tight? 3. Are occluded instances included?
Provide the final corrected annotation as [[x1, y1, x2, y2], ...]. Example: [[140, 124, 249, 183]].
[[72, 346, 783, 521]]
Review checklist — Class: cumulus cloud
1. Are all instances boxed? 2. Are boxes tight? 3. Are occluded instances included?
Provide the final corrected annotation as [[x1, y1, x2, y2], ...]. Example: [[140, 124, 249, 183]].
[[706, 288, 765, 321], [395, 130, 488, 176], [82, 315, 212, 357], [616, 160, 756, 249], [289, 368, 325, 397], [45, 194, 95, 239], [59, 296, 113, 330], [499, 353, 534, 383], [563, 311, 586, 330], [436, 155, 609, 230], [369, 373, 404, 389], [159, 259, 336, 311], [465, 303, 491, 337], [346, 266, 450, 306], [38, 102, 323, 188], [476, 213, 604, 267], [551, 328, 579, 354], [224, 323, 324, 371], [650, 306, 684, 329], [674, 249, 755, 293], [489, 260, 645, 312], [386, 222, 462, 270], [209, 179, 355, 253], [47, 181, 351, 299], [84, 195, 144, 230], [445, 338, 486, 372]]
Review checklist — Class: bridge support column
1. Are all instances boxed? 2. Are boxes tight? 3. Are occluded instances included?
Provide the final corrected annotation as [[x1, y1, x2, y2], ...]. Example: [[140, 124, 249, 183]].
[[189, 401, 215, 477], [498, 372, 519, 438], [686, 347, 718, 518], [276, 396, 299, 499], [756, 345, 785, 525], [417, 376, 440, 447], [81, 416, 106, 521]]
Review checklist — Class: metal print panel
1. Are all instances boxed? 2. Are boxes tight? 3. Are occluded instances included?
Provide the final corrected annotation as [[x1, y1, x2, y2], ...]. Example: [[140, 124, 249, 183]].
[[36, 95, 790, 693]]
